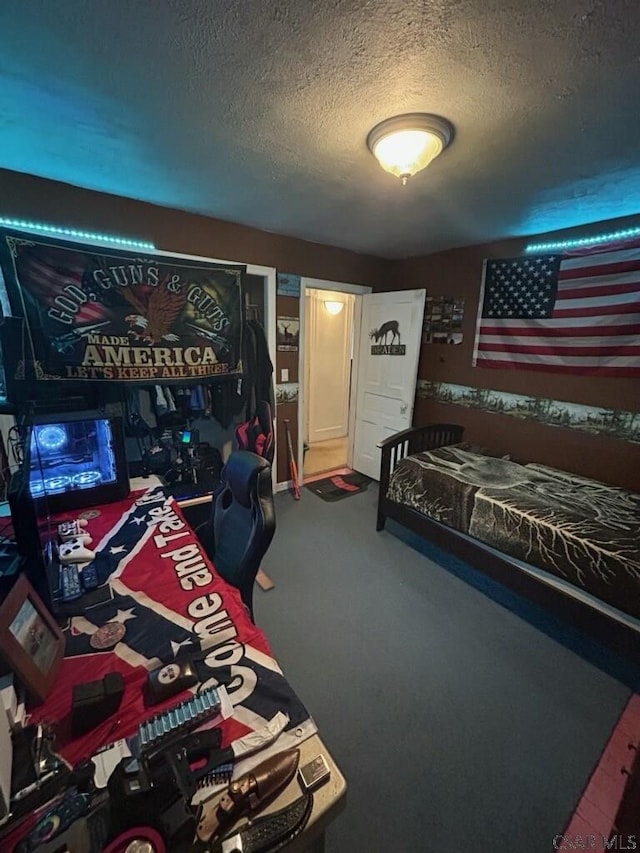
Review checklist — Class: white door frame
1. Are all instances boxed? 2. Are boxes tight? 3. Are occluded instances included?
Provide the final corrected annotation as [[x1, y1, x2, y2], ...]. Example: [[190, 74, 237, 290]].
[[298, 277, 372, 482]]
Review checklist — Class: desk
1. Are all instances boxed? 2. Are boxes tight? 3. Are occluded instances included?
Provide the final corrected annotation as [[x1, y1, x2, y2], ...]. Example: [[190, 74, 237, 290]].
[[173, 487, 215, 534], [4, 479, 346, 851]]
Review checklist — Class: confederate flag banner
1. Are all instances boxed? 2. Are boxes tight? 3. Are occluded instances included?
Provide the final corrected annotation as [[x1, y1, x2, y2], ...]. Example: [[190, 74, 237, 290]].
[[473, 240, 640, 376], [28, 483, 315, 768], [0, 228, 245, 382]]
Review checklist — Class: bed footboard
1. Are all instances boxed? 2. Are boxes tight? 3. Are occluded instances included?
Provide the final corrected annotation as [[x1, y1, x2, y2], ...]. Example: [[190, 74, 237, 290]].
[[376, 423, 464, 531]]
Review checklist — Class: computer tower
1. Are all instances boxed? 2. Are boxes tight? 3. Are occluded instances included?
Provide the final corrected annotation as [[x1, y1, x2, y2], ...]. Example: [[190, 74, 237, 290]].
[[6, 411, 130, 611], [25, 414, 130, 513]]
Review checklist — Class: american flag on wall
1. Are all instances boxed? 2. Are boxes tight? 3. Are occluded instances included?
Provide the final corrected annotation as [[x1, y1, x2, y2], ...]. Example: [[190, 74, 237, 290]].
[[472, 241, 640, 376]]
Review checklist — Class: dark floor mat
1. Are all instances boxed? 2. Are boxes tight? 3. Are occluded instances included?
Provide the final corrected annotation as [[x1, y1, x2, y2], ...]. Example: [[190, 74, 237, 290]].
[[305, 471, 372, 502]]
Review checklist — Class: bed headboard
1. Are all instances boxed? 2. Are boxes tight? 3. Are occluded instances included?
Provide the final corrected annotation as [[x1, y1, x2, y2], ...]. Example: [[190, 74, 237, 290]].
[[377, 422, 464, 508]]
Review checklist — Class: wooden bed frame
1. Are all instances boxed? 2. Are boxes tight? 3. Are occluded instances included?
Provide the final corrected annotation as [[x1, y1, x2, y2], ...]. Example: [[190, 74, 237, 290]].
[[376, 423, 640, 667]]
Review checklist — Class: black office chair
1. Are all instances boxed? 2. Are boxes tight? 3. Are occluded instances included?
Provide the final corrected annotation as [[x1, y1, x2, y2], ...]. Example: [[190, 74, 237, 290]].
[[200, 451, 276, 621]]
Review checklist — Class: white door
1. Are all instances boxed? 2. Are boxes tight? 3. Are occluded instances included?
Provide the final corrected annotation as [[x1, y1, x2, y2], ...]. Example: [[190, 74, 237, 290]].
[[352, 289, 426, 480]]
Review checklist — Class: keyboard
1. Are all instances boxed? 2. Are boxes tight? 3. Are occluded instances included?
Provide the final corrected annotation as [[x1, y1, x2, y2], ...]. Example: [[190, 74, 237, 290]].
[[60, 563, 82, 601], [86, 802, 112, 853]]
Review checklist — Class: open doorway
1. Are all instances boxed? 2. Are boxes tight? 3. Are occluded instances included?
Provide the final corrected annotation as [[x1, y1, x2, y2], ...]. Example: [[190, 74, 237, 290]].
[[303, 288, 355, 478], [297, 277, 372, 486]]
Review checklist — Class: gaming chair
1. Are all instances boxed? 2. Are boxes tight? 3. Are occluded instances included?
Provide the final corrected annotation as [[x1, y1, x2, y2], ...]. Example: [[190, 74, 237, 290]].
[[235, 401, 274, 464], [200, 451, 275, 621]]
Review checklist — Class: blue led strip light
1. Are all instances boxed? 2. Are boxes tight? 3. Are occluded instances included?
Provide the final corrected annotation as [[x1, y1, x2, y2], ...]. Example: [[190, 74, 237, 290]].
[[526, 225, 640, 254], [0, 217, 155, 250]]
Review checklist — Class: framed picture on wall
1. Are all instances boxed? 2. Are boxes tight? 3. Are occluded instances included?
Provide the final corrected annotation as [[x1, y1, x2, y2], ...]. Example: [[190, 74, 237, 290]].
[[422, 296, 465, 344], [275, 382, 299, 404], [277, 317, 300, 351], [0, 575, 65, 703]]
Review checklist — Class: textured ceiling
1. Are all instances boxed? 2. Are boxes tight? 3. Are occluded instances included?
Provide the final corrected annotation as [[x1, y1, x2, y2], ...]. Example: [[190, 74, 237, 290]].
[[0, 0, 639, 258]]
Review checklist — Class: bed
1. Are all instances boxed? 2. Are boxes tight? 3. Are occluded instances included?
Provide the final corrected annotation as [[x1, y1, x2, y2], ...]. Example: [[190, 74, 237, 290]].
[[376, 423, 640, 663]]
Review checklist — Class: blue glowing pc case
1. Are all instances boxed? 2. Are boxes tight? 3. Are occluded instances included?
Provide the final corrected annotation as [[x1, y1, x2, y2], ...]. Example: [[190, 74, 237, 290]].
[[7, 413, 129, 610], [25, 413, 130, 513]]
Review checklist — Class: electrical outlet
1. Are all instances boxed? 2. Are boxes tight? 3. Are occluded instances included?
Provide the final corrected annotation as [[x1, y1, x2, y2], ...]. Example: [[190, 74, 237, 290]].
[[281, 368, 289, 382]]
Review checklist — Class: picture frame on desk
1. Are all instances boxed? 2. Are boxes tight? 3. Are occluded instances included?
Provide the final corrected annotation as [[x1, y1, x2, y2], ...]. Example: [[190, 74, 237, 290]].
[[0, 575, 64, 704]]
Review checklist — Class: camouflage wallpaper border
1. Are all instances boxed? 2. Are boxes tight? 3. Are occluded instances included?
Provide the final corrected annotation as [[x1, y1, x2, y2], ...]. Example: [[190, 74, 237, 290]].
[[416, 381, 640, 443]]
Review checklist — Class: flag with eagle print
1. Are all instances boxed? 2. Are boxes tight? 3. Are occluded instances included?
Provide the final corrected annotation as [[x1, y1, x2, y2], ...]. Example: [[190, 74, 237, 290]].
[[29, 485, 315, 767], [0, 228, 244, 382]]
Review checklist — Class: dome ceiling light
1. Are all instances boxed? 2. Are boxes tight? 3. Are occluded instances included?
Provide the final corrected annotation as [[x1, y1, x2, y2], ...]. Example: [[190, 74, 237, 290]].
[[367, 113, 454, 186]]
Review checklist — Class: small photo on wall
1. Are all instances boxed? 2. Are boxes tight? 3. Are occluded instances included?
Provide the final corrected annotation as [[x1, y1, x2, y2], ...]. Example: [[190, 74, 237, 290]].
[[277, 273, 301, 297], [277, 317, 300, 351], [276, 383, 299, 404]]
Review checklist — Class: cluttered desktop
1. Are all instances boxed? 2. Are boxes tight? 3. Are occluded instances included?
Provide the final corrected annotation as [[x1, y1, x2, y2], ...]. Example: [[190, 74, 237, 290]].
[[0, 410, 344, 852], [7, 410, 222, 609]]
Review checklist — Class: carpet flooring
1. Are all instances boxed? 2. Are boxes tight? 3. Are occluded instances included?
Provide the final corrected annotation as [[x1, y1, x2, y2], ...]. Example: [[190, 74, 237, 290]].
[[256, 484, 634, 853]]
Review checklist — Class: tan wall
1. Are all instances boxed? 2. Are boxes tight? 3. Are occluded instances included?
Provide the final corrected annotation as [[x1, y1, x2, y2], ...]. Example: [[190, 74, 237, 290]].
[[306, 291, 352, 443]]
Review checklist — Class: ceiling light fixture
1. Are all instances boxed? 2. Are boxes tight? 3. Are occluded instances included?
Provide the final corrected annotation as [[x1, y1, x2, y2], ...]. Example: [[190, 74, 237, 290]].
[[367, 113, 454, 185], [324, 300, 344, 315]]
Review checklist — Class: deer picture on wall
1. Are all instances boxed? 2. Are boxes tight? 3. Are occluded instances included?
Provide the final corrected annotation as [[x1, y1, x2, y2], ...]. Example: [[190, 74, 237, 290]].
[[370, 320, 401, 345], [277, 316, 300, 351]]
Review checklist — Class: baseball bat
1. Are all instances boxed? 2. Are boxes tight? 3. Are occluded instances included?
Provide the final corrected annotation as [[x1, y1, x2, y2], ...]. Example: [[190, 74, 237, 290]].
[[283, 419, 301, 500]]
